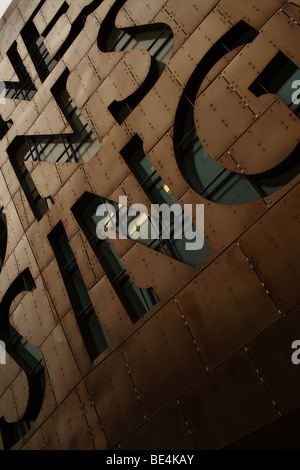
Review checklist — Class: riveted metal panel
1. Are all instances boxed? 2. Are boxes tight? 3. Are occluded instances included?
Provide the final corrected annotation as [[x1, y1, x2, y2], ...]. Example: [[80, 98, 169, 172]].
[[195, 75, 256, 162], [164, 0, 219, 37], [42, 258, 71, 320], [13, 234, 39, 281], [119, 401, 195, 450], [222, 11, 300, 116], [28, 162, 62, 200], [84, 348, 145, 446], [151, 6, 187, 53], [89, 275, 133, 348], [61, 12, 102, 73], [69, 231, 103, 292], [21, 429, 45, 450], [27, 215, 54, 272], [168, 10, 231, 88], [83, 134, 131, 198], [33, 0, 66, 33], [0, 355, 21, 399], [228, 100, 300, 175], [12, 189, 36, 232], [218, 0, 285, 29], [11, 276, 56, 349], [76, 380, 109, 450], [283, 3, 300, 23], [119, 0, 167, 26], [122, 243, 197, 300], [147, 132, 190, 200], [35, 366, 57, 426], [40, 389, 94, 450], [67, 55, 102, 110], [123, 300, 207, 418], [120, 172, 152, 209], [126, 67, 183, 154], [27, 99, 70, 136], [0, 386, 19, 423], [41, 324, 82, 405], [180, 188, 267, 255], [11, 370, 29, 421], [238, 185, 300, 314], [176, 244, 279, 370], [2, 200, 25, 258], [61, 309, 93, 377], [247, 305, 300, 415], [179, 351, 278, 449]]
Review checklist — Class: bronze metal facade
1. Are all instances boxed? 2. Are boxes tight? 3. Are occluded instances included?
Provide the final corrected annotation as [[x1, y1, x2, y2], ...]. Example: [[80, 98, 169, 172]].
[[0, 0, 299, 450]]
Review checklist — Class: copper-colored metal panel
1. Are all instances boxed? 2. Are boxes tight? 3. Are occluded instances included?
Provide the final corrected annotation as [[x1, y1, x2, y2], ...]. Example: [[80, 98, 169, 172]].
[[180, 188, 267, 256], [83, 133, 131, 199], [12, 189, 36, 232], [164, 0, 219, 37], [238, 185, 300, 314], [27, 215, 54, 272], [27, 99, 70, 136], [283, 3, 300, 23], [0, 163, 21, 208], [40, 389, 94, 450], [51, 166, 90, 240], [168, 10, 231, 88], [0, 386, 19, 423], [61, 309, 93, 377], [83, 43, 120, 83], [247, 305, 300, 415], [179, 351, 278, 449], [147, 132, 190, 200], [89, 276, 133, 348], [222, 10, 300, 116], [195, 75, 256, 161], [176, 244, 279, 369], [126, 67, 184, 155], [11, 276, 56, 349], [152, 7, 187, 53], [122, 243, 197, 300], [42, 258, 71, 320], [119, 0, 167, 26], [13, 234, 40, 281], [67, 55, 102, 110], [41, 324, 82, 405], [0, 356, 21, 398], [0, 252, 20, 302], [76, 380, 109, 450], [32, 367, 57, 429], [120, 172, 152, 209], [123, 300, 207, 418], [69, 231, 103, 292], [84, 349, 145, 446], [228, 100, 300, 174], [218, 0, 285, 29], [28, 162, 62, 200], [21, 429, 45, 450], [0, 169, 12, 209], [34, 0, 66, 32], [119, 402, 195, 450], [11, 370, 29, 421], [61, 12, 103, 73]]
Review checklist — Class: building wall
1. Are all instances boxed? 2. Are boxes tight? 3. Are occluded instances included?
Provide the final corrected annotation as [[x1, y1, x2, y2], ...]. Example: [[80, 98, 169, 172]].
[[0, 0, 299, 450]]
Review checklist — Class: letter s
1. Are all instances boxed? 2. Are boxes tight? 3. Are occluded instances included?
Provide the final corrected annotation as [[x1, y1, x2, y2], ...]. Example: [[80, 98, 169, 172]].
[[291, 340, 300, 365], [0, 269, 45, 449]]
